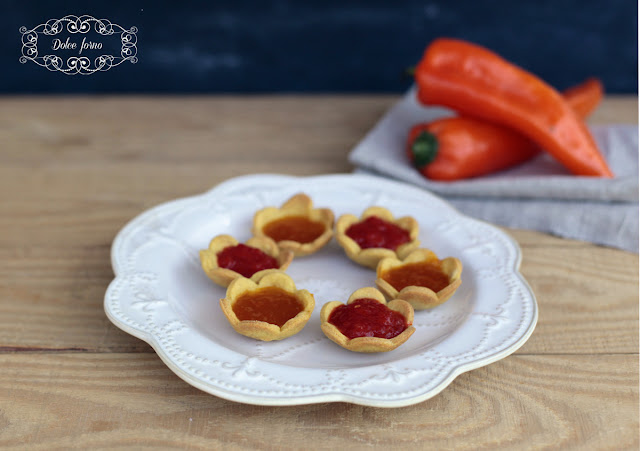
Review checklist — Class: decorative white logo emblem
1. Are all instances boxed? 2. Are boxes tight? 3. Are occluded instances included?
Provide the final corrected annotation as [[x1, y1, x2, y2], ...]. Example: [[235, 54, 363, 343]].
[[20, 15, 137, 75]]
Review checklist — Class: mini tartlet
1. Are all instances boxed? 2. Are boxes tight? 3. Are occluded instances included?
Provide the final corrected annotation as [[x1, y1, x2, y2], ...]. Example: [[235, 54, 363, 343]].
[[199, 234, 294, 287], [375, 249, 462, 310], [335, 206, 420, 269], [220, 270, 315, 341], [320, 287, 415, 353], [252, 193, 334, 257]]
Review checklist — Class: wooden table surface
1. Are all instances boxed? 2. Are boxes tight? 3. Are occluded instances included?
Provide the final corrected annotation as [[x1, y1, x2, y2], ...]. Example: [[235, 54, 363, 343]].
[[0, 95, 637, 449]]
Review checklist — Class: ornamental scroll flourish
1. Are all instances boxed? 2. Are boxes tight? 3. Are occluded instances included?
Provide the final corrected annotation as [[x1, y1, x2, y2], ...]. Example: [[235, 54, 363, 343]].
[[20, 15, 137, 75]]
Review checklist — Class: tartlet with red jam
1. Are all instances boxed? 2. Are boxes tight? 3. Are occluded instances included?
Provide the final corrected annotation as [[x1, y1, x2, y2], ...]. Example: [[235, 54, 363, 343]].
[[200, 234, 294, 287], [376, 249, 462, 310], [320, 287, 415, 353], [252, 193, 334, 257], [335, 206, 420, 269], [220, 270, 315, 341]]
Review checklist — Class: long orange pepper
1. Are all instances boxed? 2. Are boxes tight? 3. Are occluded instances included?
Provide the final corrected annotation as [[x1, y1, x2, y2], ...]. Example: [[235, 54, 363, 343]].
[[415, 38, 613, 177], [408, 78, 603, 181], [561, 77, 604, 118]]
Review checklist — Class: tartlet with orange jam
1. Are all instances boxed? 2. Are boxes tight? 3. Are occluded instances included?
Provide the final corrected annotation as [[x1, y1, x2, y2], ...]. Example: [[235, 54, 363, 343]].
[[252, 193, 334, 257], [200, 234, 294, 287], [220, 270, 315, 341], [335, 206, 420, 269], [320, 287, 415, 353], [375, 249, 462, 310]]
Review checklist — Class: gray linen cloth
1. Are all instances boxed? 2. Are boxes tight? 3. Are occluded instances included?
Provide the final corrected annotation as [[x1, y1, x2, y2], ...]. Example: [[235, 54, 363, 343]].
[[350, 87, 639, 253]]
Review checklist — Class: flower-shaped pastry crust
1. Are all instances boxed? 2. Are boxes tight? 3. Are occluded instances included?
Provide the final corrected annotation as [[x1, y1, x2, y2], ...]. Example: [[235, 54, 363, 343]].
[[320, 287, 415, 353], [200, 234, 294, 287], [375, 249, 462, 310], [335, 206, 420, 269], [252, 193, 334, 257], [220, 270, 315, 341]]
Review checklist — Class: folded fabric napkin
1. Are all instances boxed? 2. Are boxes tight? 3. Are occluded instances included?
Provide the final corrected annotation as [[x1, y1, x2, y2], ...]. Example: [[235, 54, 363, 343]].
[[350, 87, 639, 253]]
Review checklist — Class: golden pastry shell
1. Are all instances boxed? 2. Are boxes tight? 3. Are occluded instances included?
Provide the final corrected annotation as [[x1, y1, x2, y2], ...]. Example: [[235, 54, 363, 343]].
[[320, 286, 416, 353], [220, 270, 315, 342], [375, 248, 462, 310], [199, 234, 294, 287], [335, 206, 420, 269], [252, 193, 334, 257]]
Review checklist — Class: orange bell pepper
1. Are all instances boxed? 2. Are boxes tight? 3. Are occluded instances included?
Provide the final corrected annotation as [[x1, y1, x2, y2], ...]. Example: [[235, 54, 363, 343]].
[[415, 38, 613, 177], [408, 78, 604, 181]]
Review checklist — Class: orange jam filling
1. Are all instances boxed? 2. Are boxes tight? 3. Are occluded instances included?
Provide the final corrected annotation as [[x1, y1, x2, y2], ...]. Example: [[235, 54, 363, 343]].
[[232, 286, 304, 327], [263, 215, 326, 244], [382, 261, 450, 293]]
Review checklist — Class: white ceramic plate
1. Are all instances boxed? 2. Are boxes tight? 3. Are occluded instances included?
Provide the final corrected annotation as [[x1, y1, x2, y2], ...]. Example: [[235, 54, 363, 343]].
[[104, 173, 537, 407]]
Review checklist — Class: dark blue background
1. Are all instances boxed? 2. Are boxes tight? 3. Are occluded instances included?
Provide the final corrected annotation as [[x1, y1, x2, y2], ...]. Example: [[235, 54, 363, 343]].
[[4, 0, 638, 94]]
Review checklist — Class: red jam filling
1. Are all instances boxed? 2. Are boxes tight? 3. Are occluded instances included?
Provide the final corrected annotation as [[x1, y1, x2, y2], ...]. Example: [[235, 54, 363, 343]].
[[345, 216, 410, 250], [382, 261, 450, 292], [263, 215, 326, 244], [232, 286, 304, 327], [328, 298, 408, 339], [216, 243, 279, 278]]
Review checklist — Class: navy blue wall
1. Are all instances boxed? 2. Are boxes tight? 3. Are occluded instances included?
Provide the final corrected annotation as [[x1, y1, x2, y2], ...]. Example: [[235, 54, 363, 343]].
[[3, 0, 637, 94]]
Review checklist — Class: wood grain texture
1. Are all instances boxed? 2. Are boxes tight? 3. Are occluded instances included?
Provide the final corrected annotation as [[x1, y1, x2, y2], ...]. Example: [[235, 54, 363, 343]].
[[0, 353, 636, 450], [0, 95, 637, 448]]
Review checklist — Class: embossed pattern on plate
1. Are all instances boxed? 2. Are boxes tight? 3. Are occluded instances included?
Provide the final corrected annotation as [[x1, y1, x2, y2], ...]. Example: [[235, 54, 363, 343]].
[[104, 173, 538, 407]]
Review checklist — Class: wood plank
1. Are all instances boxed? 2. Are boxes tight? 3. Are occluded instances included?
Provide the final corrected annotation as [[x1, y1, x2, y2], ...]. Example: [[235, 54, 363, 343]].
[[0, 177, 636, 353], [587, 95, 638, 125], [0, 353, 636, 449], [0, 95, 635, 170], [0, 96, 395, 167], [517, 245, 639, 354], [0, 100, 636, 347]]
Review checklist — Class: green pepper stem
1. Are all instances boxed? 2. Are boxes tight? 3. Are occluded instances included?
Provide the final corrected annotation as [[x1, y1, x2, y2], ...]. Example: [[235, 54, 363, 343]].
[[411, 130, 439, 169]]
